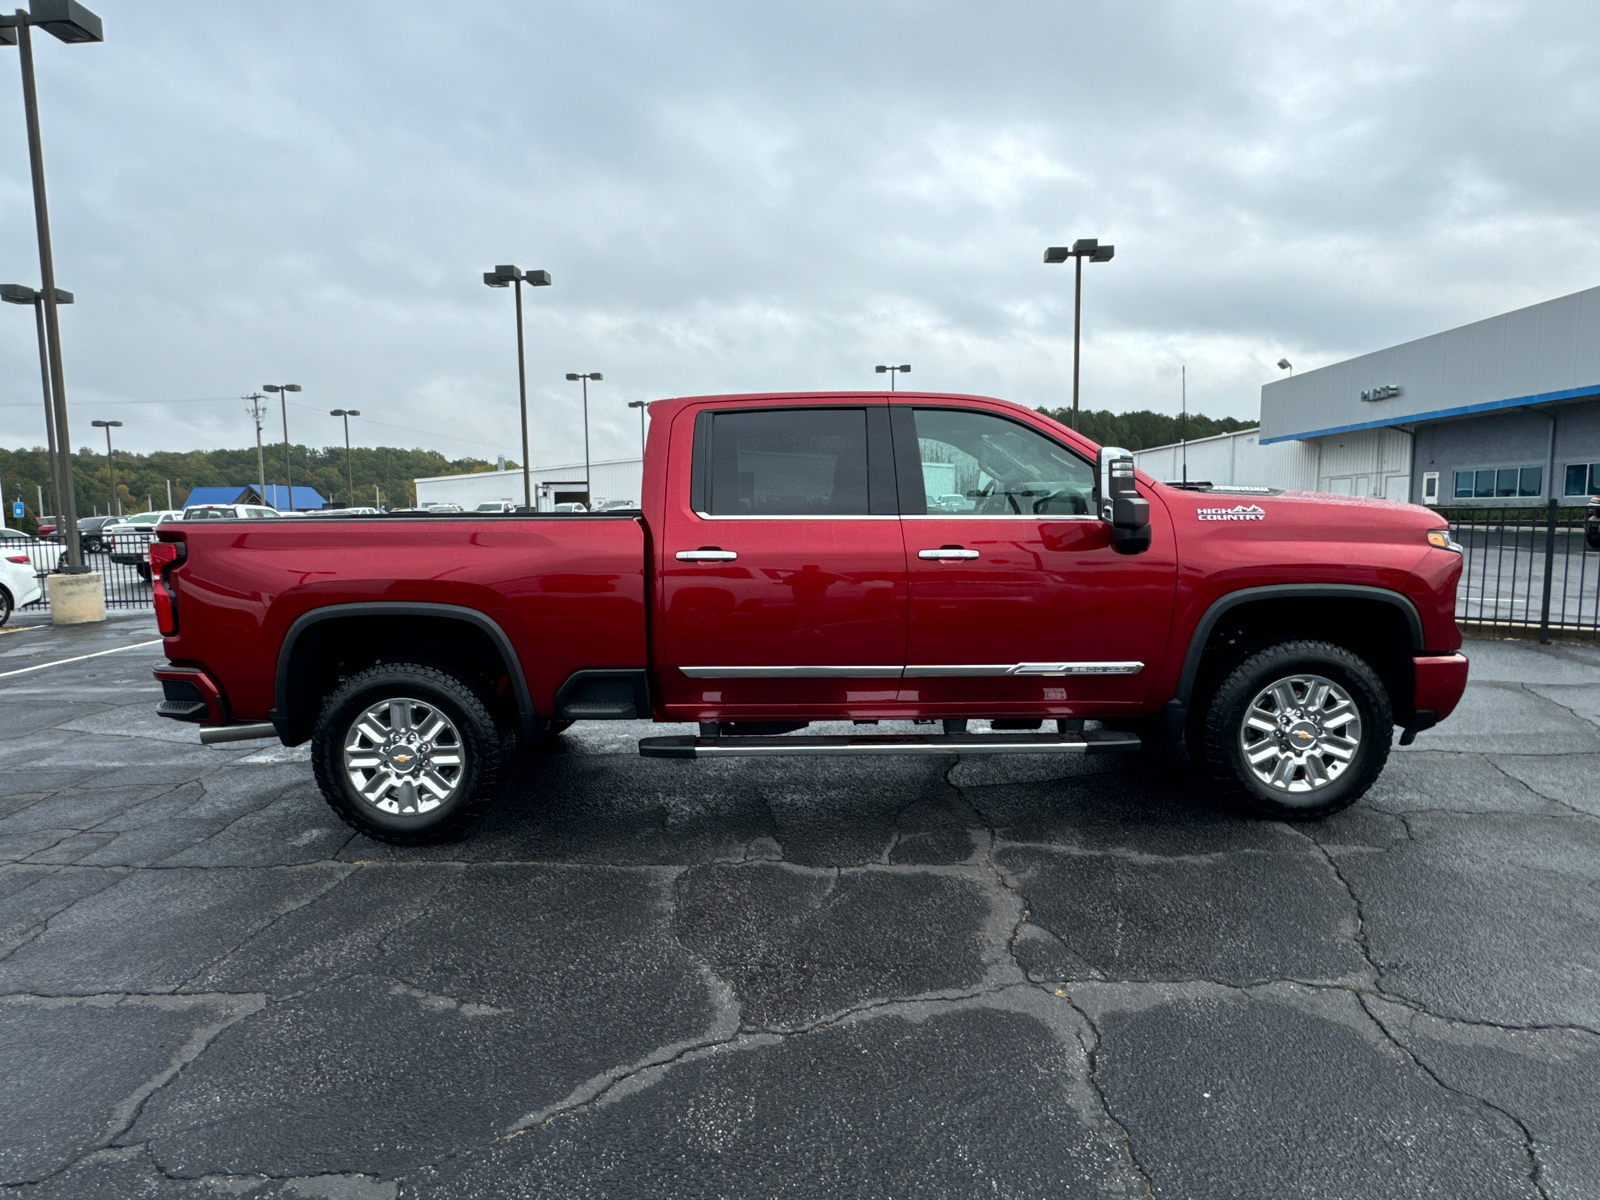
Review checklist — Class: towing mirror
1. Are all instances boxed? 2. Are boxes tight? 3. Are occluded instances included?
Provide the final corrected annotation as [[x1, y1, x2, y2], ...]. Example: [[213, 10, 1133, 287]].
[[1098, 446, 1151, 555]]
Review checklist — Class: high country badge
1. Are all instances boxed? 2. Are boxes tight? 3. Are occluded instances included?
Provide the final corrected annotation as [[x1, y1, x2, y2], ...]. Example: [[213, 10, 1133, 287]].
[[1198, 504, 1266, 522]]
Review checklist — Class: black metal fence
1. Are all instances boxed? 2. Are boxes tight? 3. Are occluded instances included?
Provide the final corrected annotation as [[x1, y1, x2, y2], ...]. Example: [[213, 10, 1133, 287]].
[[1444, 507, 1598, 635], [15, 540, 155, 611]]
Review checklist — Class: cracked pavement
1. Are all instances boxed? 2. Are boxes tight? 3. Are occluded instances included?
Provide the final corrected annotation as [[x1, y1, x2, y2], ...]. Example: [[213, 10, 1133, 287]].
[[2, 614, 1598, 1198]]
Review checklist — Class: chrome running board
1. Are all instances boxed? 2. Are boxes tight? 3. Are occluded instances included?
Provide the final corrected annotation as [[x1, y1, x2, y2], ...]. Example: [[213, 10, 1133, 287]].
[[638, 728, 1141, 759]]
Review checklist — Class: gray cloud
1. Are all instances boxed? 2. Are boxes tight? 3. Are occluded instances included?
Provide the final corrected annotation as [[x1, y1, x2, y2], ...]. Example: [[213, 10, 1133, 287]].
[[1, 0, 1596, 462]]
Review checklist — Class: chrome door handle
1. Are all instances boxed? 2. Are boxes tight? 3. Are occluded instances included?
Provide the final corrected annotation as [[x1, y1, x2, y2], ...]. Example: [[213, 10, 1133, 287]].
[[676, 549, 738, 561], [919, 548, 979, 560]]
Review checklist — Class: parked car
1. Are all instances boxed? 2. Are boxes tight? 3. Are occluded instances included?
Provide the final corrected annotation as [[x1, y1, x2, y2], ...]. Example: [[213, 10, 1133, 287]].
[[180, 504, 282, 521], [152, 389, 1469, 844], [551, 502, 588, 513], [930, 493, 975, 513], [423, 503, 465, 513], [107, 511, 185, 579], [595, 499, 638, 512], [76, 515, 122, 553], [36, 516, 59, 539], [0, 526, 52, 565], [474, 502, 519, 513], [0, 548, 44, 625]]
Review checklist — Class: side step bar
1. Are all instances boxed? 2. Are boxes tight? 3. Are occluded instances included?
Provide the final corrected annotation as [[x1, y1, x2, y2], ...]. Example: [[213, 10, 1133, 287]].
[[638, 728, 1141, 759]]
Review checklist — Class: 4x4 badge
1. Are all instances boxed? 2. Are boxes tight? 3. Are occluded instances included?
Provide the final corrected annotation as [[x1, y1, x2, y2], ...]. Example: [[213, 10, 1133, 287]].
[[1197, 504, 1266, 522]]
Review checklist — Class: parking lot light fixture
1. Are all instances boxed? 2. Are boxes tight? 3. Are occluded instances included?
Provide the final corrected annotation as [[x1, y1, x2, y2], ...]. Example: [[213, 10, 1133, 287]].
[[874, 364, 911, 391], [262, 384, 301, 506], [330, 409, 361, 505], [485, 264, 552, 512], [565, 372, 602, 508], [1277, 358, 1293, 376], [90, 418, 121, 516], [3, 1, 105, 571], [627, 399, 647, 454], [2, 282, 71, 530], [1043, 238, 1115, 430]]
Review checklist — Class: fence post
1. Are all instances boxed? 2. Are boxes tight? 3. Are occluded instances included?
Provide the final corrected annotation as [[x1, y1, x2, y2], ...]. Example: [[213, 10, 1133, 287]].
[[1539, 497, 1557, 643]]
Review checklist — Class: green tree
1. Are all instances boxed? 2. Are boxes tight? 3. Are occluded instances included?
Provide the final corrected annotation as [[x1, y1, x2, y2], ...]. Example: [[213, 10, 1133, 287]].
[[1035, 407, 1255, 451]]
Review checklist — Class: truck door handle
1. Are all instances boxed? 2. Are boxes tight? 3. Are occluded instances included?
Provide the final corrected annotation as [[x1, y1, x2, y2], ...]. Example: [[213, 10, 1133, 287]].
[[676, 548, 738, 561], [919, 547, 980, 560]]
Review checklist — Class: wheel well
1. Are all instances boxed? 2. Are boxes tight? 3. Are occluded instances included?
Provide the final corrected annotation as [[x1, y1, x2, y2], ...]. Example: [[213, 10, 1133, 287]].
[[280, 615, 521, 744], [1189, 597, 1415, 722]]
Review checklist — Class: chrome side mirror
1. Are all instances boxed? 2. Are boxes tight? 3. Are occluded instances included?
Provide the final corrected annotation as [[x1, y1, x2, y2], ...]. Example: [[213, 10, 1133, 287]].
[[1099, 446, 1151, 555]]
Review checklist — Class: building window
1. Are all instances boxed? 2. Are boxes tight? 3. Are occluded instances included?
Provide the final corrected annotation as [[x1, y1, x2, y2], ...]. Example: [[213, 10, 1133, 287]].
[[1453, 465, 1545, 500], [1564, 463, 1600, 497]]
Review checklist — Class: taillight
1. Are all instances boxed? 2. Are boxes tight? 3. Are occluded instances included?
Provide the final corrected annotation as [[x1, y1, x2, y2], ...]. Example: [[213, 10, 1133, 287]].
[[150, 539, 186, 636], [5, 555, 26, 564]]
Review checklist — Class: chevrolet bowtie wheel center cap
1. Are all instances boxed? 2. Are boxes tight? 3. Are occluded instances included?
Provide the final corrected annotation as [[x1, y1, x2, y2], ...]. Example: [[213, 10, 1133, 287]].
[[343, 697, 466, 817], [1239, 674, 1363, 795]]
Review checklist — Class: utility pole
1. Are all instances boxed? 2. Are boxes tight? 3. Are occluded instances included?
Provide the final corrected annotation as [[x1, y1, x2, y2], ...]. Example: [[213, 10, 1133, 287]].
[[244, 393, 268, 501], [165, 479, 172, 509]]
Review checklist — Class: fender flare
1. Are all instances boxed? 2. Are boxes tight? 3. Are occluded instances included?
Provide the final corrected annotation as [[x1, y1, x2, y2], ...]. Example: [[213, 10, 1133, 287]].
[[1160, 583, 1425, 737], [271, 601, 537, 743]]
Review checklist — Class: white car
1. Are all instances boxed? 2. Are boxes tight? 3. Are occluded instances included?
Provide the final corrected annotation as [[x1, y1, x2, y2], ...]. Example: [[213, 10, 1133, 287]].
[[181, 504, 282, 521], [551, 502, 588, 513], [0, 549, 43, 625], [474, 501, 518, 513]]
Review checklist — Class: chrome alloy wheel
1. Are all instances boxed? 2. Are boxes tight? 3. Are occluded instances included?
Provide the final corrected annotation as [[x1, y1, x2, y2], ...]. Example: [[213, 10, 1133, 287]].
[[1238, 673, 1363, 794], [343, 697, 465, 816]]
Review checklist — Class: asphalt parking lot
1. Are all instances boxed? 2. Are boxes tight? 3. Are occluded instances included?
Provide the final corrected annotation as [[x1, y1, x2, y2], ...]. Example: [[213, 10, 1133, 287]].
[[1, 613, 1598, 1199]]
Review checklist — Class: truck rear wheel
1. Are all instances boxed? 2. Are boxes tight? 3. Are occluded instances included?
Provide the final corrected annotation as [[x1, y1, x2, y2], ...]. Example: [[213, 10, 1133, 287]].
[[311, 663, 507, 844], [1192, 639, 1391, 821]]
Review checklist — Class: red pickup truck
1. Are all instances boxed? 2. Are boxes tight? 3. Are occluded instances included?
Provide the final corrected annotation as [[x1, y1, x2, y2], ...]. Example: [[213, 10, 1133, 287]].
[[150, 391, 1468, 843]]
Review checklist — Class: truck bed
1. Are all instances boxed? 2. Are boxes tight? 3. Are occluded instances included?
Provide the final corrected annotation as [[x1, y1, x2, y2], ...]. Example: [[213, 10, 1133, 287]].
[[159, 514, 647, 728]]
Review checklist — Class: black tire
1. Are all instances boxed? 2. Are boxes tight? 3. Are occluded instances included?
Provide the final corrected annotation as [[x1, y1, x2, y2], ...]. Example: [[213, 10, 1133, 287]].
[[136, 563, 152, 582], [311, 663, 508, 844], [0, 587, 12, 628], [1190, 639, 1392, 821]]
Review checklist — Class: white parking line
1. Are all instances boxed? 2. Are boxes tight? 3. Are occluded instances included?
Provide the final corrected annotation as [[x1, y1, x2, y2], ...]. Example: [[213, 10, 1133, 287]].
[[0, 639, 164, 681]]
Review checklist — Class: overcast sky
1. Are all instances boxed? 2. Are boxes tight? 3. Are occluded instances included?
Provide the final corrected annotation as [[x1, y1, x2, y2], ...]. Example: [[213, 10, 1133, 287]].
[[1, 0, 1596, 465]]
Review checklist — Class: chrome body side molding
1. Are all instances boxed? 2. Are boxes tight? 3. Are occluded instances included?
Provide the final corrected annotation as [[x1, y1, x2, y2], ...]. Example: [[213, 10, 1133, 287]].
[[679, 662, 1144, 679]]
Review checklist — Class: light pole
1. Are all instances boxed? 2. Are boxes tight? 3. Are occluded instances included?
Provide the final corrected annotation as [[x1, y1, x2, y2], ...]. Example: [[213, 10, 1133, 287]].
[[330, 409, 360, 505], [1277, 358, 1293, 377], [2, 1, 103, 570], [627, 399, 647, 456], [565, 372, 602, 508], [484, 264, 552, 511], [874, 363, 910, 390], [1, 282, 71, 527], [1043, 238, 1115, 430], [90, 418, 121, 516], [243, 393, 268, 500], [262, 384, 301, 508]]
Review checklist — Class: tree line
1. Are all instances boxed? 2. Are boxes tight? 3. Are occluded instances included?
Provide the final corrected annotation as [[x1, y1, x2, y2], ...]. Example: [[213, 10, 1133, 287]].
[[0, 442, 516, 529], [1035, 407, 1255, 450]]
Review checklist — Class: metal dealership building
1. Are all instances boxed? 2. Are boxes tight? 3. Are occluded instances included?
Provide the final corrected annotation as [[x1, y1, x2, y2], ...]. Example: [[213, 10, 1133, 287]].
[[1134, 284, 1600, 506]]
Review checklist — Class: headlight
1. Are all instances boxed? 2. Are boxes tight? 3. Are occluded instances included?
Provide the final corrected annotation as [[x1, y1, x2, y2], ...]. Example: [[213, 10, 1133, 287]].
[[1427, 529, 1463, 553]]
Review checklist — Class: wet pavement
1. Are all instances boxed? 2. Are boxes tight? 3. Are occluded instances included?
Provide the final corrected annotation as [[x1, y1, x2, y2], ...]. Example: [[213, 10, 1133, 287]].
[[1, 612, 1597, 1198]]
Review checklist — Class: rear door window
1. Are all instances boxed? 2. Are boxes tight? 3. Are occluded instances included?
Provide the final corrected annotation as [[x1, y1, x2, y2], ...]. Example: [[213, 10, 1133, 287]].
[[699, 407, 874, 516]]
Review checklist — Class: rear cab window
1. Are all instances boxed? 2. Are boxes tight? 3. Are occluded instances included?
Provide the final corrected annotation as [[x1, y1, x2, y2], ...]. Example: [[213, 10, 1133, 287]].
[[691, 405, 896, 517]]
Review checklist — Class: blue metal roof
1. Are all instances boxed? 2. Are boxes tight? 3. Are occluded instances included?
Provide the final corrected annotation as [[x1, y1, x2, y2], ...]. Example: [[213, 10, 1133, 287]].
[[183, 486, 255, 506], [259, 485, 326, 510]]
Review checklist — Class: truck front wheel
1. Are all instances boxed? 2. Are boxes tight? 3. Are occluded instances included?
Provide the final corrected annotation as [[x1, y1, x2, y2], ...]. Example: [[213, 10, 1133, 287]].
[[311, 663, 507, 844], [1192, 639, 1392, 821]]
